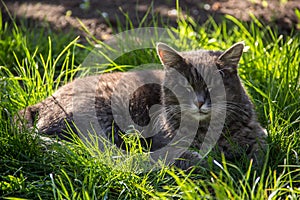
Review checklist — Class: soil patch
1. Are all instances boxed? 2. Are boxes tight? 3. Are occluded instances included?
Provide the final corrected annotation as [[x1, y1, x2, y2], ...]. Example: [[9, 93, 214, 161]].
[[3, 0, 300, 41]]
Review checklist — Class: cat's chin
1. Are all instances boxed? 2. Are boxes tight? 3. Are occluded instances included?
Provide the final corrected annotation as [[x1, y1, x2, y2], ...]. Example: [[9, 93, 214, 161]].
[[193, 113, 210, 121], [186, 110, 211, 121]]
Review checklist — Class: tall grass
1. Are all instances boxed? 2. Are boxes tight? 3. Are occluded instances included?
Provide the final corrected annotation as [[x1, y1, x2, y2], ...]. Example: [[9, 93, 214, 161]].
[[0, 5, 299, 200]]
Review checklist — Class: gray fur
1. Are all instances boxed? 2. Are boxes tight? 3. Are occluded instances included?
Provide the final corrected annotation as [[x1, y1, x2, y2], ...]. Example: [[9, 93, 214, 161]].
[[18, 42, 267, 169]]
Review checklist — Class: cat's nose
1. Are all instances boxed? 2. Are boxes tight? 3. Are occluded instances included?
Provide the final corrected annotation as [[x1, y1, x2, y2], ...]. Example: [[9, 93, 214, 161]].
[[197, 101, 204, 109]]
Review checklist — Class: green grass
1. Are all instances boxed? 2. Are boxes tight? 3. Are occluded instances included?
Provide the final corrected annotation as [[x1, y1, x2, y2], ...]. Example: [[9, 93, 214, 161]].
[[0, 4, 300, 200]]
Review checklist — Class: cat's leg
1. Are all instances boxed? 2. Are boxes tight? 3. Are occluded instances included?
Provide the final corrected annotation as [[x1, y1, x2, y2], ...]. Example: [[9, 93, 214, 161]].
[[220, 123, 268, 167], [247, 125, 268, 167], [174, 150, 207, 170]]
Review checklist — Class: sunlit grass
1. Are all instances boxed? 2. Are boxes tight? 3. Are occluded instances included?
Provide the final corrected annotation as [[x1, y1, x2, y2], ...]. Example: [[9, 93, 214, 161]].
[[0, 3, 299, 199]]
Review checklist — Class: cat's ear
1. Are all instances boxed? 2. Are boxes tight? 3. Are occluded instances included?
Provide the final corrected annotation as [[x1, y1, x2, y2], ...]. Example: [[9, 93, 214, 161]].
[[156, 43, 184, 67], [217, 42, 244, 69]]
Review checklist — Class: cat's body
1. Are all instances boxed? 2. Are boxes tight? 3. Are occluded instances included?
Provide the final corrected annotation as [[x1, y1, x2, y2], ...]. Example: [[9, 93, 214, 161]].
[[19, 42, 267, 169]]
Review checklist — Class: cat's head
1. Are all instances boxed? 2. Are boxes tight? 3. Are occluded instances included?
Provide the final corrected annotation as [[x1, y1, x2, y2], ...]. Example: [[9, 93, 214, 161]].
[[156, 42, 245, 122]]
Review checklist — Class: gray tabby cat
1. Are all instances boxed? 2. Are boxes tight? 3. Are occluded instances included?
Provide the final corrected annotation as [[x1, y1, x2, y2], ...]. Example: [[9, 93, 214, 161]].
[[18, 42, 267, 169]]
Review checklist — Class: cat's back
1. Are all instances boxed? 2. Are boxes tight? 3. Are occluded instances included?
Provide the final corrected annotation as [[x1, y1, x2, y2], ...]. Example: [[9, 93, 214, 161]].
[[19, 69, 164, 137]]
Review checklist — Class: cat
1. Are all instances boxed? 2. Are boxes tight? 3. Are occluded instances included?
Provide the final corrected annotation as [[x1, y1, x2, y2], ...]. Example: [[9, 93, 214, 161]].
[[18, 42, 267, 169]]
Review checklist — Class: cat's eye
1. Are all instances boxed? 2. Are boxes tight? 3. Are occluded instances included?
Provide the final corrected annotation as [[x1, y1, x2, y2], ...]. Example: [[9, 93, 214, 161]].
[[207, 87, 212, 93], [218, 69, 225, 77], [186, 86, 193, 93], [182, 81, 194, 93]]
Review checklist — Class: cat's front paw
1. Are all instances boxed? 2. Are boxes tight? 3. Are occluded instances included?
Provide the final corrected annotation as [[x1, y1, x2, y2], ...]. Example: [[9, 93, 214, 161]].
[[174, 150, 207, 170]]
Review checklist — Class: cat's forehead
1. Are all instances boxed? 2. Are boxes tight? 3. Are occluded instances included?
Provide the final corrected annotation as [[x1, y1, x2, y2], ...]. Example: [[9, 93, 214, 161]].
[[180, 50, 222, 66]]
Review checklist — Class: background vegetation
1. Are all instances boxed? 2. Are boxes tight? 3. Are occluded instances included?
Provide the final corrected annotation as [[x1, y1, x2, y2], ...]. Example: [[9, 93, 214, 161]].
[[0, 3, 299, 199]]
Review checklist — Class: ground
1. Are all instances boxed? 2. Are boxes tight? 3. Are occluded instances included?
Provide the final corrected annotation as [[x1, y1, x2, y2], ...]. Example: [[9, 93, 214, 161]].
[[3, 0, 300, 41]]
